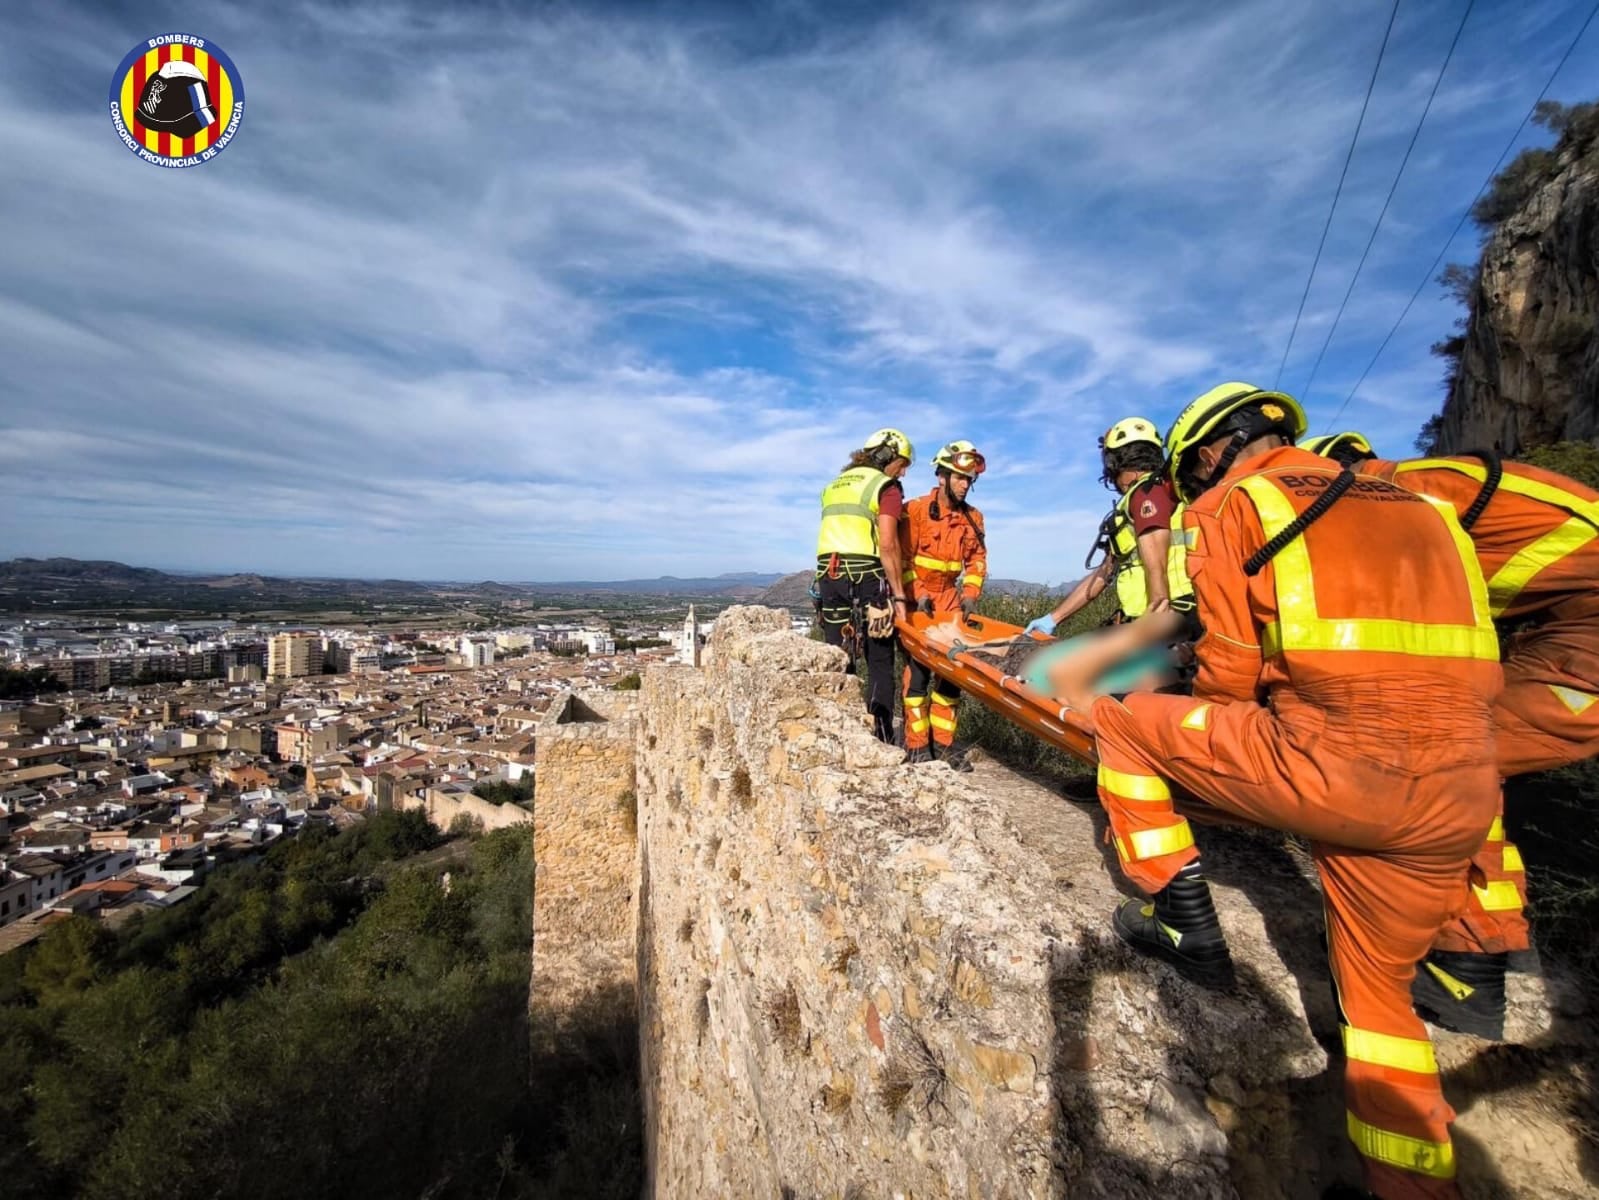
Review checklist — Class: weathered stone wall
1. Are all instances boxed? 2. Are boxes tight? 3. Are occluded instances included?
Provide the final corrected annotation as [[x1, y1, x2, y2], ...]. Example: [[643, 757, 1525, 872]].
[[404, 786, 532, 833], [531, 689, 639, 1016], [634, 609, 1334, 1199], [534, 609, 1592, 1198]]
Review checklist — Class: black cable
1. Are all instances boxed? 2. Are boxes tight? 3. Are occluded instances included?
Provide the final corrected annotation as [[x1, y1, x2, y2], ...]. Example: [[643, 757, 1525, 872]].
[[1324, 0, 1599, 433], [1457, 449, 1504, 531], [1274, 0, 1404, 389], [1300, 0, 1477, 402]]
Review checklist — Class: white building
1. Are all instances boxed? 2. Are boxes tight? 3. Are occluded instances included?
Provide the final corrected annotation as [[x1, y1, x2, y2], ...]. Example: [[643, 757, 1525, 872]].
[[460, 636, 496, 668], [580, 630, 616, 657]]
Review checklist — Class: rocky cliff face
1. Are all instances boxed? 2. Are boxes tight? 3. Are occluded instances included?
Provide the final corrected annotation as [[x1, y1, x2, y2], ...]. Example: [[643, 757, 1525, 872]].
[[1439, 113, 1599, 455]]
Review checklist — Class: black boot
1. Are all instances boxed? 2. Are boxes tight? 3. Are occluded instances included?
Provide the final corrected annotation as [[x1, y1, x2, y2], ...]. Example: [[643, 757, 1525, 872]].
[[904, 745, 933, 765], [937, 742, 974, 773], [1412, 949, 1507, 1040], [1112, 864, 1235, 989]]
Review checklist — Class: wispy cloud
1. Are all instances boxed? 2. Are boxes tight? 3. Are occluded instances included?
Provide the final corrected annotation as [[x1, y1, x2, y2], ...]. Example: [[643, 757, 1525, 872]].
[[1, 0, 1596, 581]]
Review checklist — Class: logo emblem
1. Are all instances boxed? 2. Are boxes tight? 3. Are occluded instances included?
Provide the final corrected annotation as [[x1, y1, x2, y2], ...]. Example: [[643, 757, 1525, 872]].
[[1139, 499, 1157, 519], [109, 34, 244, 167]]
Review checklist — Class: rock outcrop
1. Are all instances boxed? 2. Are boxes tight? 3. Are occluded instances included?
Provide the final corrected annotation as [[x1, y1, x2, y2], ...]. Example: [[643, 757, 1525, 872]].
[[533, 606, 1597, 1198], [1438, 110, 1599, 455]]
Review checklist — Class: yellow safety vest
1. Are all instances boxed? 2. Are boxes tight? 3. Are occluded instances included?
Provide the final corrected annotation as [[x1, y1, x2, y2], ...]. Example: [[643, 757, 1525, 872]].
[[1105, 478, 1194, 618], [817, 466, 891, 558]]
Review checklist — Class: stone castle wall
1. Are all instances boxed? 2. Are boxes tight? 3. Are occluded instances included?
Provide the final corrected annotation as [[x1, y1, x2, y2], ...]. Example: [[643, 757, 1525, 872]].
[[531, 689, 639, 1017], [533, 609, 1590, 1199]]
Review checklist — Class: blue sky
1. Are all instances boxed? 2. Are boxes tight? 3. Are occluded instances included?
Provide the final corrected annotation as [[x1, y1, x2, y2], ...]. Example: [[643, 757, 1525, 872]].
[[1, 1, 1596, 583]]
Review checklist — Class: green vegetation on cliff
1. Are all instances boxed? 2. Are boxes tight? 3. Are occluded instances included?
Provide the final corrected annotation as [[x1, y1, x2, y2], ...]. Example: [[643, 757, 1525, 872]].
[[0, 812, 641, 1199]]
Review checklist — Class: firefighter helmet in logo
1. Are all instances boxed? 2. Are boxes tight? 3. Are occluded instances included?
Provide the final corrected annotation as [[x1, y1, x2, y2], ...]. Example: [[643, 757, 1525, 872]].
[[109, 34, 245, 167]]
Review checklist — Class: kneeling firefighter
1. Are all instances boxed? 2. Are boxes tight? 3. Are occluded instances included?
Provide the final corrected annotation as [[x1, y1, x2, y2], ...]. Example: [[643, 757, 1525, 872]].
[[1312, 432, 1599, 1042], [901, 440, 988, 767], [1068, 386, 1501, 1199], [816, 429, 914, 743], [1026, 417, 1179, 638]]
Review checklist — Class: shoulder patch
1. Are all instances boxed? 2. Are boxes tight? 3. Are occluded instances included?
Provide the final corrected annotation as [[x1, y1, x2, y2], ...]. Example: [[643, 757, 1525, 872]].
[[1138, 499, 1157, 519]]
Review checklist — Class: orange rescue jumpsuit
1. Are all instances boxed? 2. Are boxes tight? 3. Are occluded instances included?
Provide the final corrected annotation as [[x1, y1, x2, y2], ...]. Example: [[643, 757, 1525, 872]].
[[1361, 456, 1599, 957], [900, 489, 987, 751], [1092, 447, 1501, 1199]]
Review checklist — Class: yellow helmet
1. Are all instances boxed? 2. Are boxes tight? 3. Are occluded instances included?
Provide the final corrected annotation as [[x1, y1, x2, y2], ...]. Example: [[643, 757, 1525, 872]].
[[1164, 382, 1308, 502], [1098, 416, 1165, 490], [932, 439, 986, 478], [863, 428, 914, 467], [1100, 417, 1162, 452], [1301, 431, 1377, 466]]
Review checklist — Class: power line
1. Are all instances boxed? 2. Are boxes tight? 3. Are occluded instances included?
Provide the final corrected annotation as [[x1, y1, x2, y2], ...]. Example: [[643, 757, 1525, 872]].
[[1324, 0, 1599, 433], [1274, 0, 1403, 390], [1299, 0, 1477, 402]]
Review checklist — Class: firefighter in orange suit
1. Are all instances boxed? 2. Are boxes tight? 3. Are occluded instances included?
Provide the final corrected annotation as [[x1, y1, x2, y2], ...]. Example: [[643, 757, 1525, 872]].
[[901, 441, 988, 768], [1310, 432, 1599, 1041], [1060, 387, 1501, 1200]]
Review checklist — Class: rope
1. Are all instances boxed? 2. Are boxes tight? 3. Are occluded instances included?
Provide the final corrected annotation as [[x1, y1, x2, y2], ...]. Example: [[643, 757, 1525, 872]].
[[1299, 0, 1477, 401], [1324, 0, 1599, 433], [1274, 0, 1404, 389]]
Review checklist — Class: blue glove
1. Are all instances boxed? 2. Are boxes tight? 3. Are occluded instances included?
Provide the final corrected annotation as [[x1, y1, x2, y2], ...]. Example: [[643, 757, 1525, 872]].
[[1024, 614, 1057, 638]]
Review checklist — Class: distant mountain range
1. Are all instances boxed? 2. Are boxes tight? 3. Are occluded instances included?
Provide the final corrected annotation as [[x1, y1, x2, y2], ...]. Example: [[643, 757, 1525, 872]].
[[757, 569, 1049, 608], [0, 557, 786, 605]]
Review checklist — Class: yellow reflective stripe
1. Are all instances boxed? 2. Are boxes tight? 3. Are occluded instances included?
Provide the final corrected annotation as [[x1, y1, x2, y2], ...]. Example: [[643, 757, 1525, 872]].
[[1472, 880, 1522, 911], [903, 696, 927, 707], [903, 569, 916, 582], [1259, 618, 1500, 660], [1238, 475, 1498, 662], [1346, 1112, 1455, 1179], [1487, 816, 1504, 842], [929, 689, 959, 706], [1484, 517, 1597, 616], [929, 714, 957, 732], [907, 717, 930, 734], [1342, 1026, 1437, 1075], [1400, 458, 1599, 523], [1180, 703, 1211, 731], [1097, 764, 1172, 801], [963, 573, 985, 587], [913, 554, 964, 573], [1126, 822, 1194, 861], [1502, 844, 1524, 873]]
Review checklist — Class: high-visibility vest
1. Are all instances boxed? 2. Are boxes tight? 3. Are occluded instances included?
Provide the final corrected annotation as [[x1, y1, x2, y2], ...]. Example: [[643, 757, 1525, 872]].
[[817, 466, 891, 558], [1109, 476, 1192, 616], [1230, 468, 1498, 671], [1166, 503, 1196, 611]]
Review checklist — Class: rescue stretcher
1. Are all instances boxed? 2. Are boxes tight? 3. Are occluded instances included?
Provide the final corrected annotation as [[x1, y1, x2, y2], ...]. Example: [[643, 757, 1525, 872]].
[[895, 611, 1098, 763]]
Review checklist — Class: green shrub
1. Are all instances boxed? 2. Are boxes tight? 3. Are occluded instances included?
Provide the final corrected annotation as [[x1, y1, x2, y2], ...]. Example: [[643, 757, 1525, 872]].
[[1471, 147, 1558, 228], [1521, 441, 1599, 490]]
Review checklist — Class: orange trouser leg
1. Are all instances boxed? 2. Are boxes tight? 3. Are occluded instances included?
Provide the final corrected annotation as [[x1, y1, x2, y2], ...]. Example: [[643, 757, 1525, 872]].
[[929, 681, 961, 748], [1493, 620, 1599, 776], [1431, 795, 1528, 955], [903, 661, 931, 751], [1320, 849, 1467, 1199], [1092, 691, 1498, 1198], [1432, 620, 1599, 955]]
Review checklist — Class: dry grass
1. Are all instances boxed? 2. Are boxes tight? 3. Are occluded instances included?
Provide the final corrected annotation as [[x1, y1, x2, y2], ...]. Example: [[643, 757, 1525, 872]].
[[616, 788, 637, 836], [731, 765, 754, 809], [879, 1027, 950, 1119], [828, 938, 859, 975], [765, 982, 805, 1057]]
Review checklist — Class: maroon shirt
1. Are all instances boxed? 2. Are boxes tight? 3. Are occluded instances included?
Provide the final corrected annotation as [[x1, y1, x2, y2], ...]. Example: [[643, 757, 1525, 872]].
[[1128, 477, 1176, 537], [877, 479, 904, 520]]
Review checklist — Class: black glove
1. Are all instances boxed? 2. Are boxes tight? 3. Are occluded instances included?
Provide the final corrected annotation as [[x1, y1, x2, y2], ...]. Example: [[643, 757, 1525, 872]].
[[916, 595, 934, 617], [959, 595, 978, 621]]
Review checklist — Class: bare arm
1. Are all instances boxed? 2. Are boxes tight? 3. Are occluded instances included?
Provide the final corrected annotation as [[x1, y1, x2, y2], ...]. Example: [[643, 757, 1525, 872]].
[[1049, 559, 1112, 625], [1135, 527, 1173, 612], [877, 512, 906, 601]]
